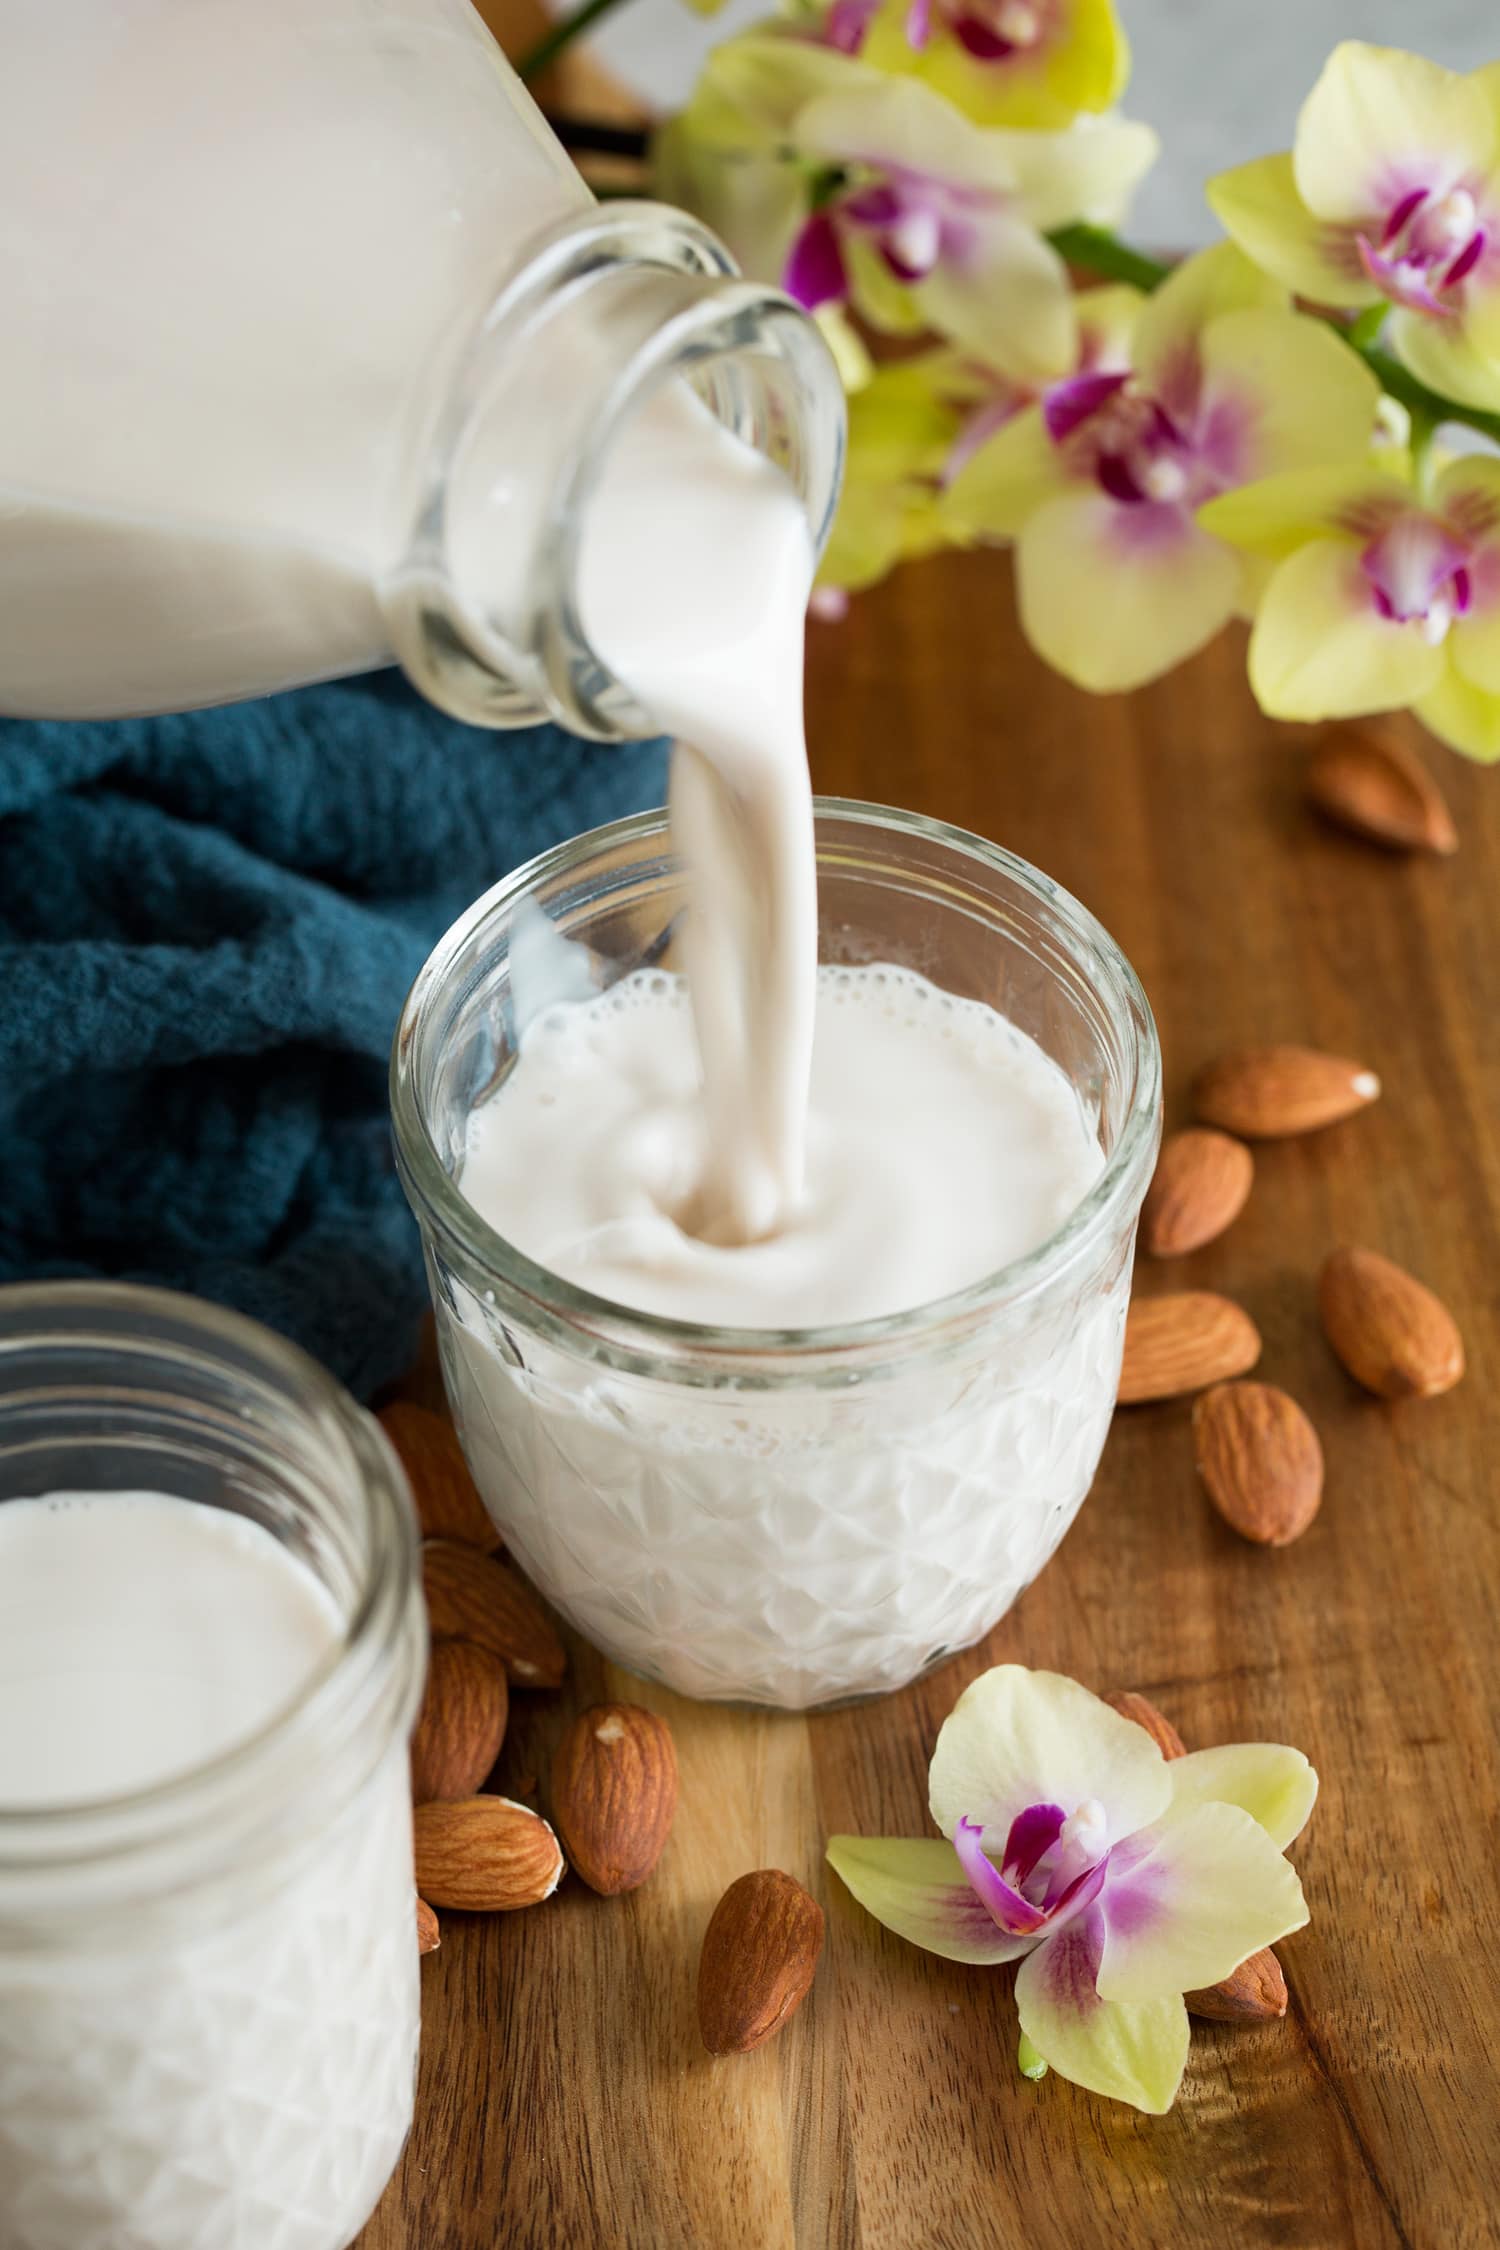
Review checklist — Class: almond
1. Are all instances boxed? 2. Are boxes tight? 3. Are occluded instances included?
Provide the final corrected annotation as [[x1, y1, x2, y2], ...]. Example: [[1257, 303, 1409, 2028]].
[[1101, 1689, 1186, 1761], [379, 1401, 499, 1551], [698, 1870, 824, 2055], [1306, 724, 1457, 855], [1117, 1292, 1261, 1405], [1186, 1948, 1288, 2022], [422, 1539, 567, 1689], [1192, 1382, 1324, 1547], [410, 1638, 509, 1805], [1140, 1129, 1254, 1259], [416, 1896, 441, 1955], [551, 1703, 679, 1896], [413, 1795, 565, 1911], [1318, 1246, 1465, 1401], [1193, 1044, 1380, 1139]]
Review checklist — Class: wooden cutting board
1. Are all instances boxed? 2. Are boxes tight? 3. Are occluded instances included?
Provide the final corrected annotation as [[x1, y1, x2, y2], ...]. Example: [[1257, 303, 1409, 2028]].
[[357, 546, 1500, 2249]]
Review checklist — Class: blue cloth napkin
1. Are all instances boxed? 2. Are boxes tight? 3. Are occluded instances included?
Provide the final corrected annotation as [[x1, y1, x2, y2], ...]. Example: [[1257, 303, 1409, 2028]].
[[0, 674, 667, 1398]]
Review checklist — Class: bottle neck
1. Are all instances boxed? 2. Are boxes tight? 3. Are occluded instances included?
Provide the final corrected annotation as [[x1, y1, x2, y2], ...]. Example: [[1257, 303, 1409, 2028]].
[[381, 202, 846, 739]]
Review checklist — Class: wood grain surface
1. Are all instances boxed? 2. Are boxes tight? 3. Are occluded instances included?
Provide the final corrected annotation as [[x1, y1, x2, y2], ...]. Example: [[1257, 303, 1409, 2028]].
[[357, 549, 1500, 2250]]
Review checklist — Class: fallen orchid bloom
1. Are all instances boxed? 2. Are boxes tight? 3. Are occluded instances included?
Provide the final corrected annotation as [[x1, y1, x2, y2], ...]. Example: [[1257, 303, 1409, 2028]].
[[827, 1665, 1316, 2113]]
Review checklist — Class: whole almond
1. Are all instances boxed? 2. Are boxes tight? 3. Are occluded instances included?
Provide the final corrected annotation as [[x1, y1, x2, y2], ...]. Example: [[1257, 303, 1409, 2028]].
[[551, 1703, 679, 1896], [1319, 1246, 1465, 1400], [1186, 1948, 1288, 2022], [422, 1539, 566, 1689], [1102, 1689, 1186, 1761], [379, 1401, 499, 1551], [413, 1795, 565, 1911], [698, 1870, 824, 2056], [1117, 1292, 1261, 1405], [416, 1896, 441, 1955], [1193, 1382, 1324, 1546], [1193, 1045, 1380, 1139], [410, 1639, 509, 1805], [1140, 1129, 1254, 1259], [1306, 724, 1457, 855]]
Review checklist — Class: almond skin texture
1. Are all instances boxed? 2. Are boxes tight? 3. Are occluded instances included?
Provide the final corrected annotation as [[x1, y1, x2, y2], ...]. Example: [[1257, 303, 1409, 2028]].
[[1101, 1690, 1186, 1761], [1117, 1292, 1261, 1405], [1319, 1246, 1465, 1401], [1306, 724, 1457, 855], [422, 1539, 567, 1689], [1140, 1129, 1254, 1259], [1193, 1044, 1380, 1139], [416, 1897, 441, 1955], [1186, 1948, 1288, 2022], [551, 1703, 679, 1896], [410, 1639, 509, 1805], [698, 1870, 824, 2056], [413, 1796, 565, 1911], [1193, 1382, 1324, 1547], [379, 1401, 499, 1551]]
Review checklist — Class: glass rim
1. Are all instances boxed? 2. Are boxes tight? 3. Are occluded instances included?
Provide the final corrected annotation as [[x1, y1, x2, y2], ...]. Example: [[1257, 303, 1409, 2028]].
[[0, 1280, 421, 1866], [391, 798, 1162, 1382]]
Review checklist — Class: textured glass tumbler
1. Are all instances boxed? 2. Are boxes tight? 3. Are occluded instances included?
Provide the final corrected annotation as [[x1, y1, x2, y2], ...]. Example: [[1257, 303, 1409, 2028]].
[[0, 1284, 426, 2250], [392, 802, 1161, 1709]]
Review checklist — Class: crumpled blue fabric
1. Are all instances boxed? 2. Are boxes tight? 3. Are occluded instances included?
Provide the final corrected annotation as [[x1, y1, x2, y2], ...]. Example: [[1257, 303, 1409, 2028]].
[[0, 673, 667, 1398]]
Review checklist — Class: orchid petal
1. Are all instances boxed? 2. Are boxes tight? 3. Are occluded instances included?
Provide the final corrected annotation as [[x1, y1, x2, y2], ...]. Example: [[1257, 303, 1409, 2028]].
[[1015, 493, 1241, 692], [706, 33, 885, 139], [1096, 1799, 1310, 2005], [795, 75, 1018, 192], [1208, 154, 1375, 311], [1073, 281, 1147, 373], [1015, 1905, 1189, 2114], [1194, 308, 1381, 489], [785, 211, 851, 310], [1415, 665, 1500, 762], [651, 112, 806, 288], [1166, 1744, 1319, 1851], [1247, 538, 1446, 721], [1388, 307, 1500, 415], [862, 0, 1131, 131], [1132, 242, 1286, 410], [998, 114, 1160, 233], [953, 1816, 1048, 1933], [942, 403, 1067, 538], [1199, 465, 1411, 560], [928, 1666, 1172, 1855], [826, 1834, 1037, 1962], [912, 210, 1076, 379], [1292, 43, 1496, 225], [843, 230, 930, 337]]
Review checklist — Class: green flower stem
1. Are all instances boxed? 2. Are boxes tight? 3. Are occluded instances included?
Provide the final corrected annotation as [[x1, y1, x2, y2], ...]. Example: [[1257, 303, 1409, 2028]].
[[517, 0, 637, 84], [1046, 223, 1500, 451]]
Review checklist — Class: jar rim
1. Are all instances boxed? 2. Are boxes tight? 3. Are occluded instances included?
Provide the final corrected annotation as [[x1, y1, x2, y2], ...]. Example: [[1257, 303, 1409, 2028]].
[[391, 798, 1163, 1383], [0, 1281, 422, 1886]]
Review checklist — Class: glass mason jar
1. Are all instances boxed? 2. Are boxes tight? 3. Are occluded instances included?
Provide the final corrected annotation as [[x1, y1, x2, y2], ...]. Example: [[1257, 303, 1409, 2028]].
[[392, 802, 1161, 1710], [0, 1283, 426, 2250]]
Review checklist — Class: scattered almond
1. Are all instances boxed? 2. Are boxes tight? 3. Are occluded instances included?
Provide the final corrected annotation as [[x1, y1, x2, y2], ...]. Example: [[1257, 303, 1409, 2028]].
[[1192, 1382, 1324, 1547], [413, 1795, 565, 1912], [1186, 1948, 1288, 2022], [410, 1638, 509, 1805], [1318, 1246, 1465, 1401], [1306, 724, 1457, 856], [422, 1538, 567, 1688], [1102, 1689, 1186, 1761], [416, 1896, 441, 1956], [1140, 1128, 1254, 1259], [1193, 1044, 1380, 1139], [698, 1870, 824, 2056], [1117, 1292, 1261, 1405], [379, 1401, 499, 1551], [551, 1703, 679, 1896]]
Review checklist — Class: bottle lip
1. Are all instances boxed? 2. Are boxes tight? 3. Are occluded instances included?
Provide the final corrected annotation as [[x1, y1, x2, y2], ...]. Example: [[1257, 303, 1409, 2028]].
[[391, 798, 1163, 1386], [0, 1283, 424, 1907]]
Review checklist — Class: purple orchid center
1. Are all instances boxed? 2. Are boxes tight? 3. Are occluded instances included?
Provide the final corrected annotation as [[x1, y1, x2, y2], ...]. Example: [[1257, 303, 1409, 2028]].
[[1360, 509, 1473, 641], [784, 169, 996, 313], [954, 1797, 1113, 1938], [1041, 369, 1203, 508], [907, 0, 1048, 59], [1358, 183, 1488, 316]]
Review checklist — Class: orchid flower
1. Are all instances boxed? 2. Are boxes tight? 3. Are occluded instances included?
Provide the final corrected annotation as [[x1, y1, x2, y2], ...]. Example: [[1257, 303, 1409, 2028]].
[[1209, 43, 1500, 414], [855, 0, 1131, 131], [818, 351, 986, 590], [827, 1667, 1316, 2113], [655, 36, 1156, 379], [939, 243, 1382, 690], [1200, 455, 1500, 762]]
